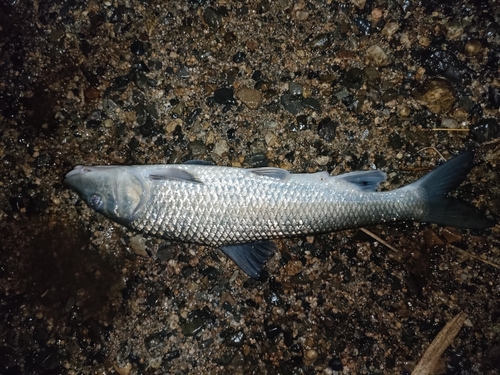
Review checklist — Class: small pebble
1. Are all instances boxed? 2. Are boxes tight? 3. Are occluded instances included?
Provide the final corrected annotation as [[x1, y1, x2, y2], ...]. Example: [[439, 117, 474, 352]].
[[203, 7, 222, 29], [181, 317, 204, 337], [236, 87, 262, 109], [329, 357, 343, 371], [309, 33, 331, 49], [445, 21, 464, 40], [464, 40, 482, 57], [288, 82, 303, 97], [470, 118, 500, 143], [414, 78, 456, 114], [294, 10, 309, 21], [280, 93, 303, 115], [129, 235, 148, 257], [302, 97, 321, 112], [381, 22, 400, 38], [130, 40, 145, 55], [284, 260, 303, 276], [232, 51, 246, 63], [225, 331, 245, 347], [365, 45, 390, 67], [214, 88, 237, 105], [304, 349, 318, 362]]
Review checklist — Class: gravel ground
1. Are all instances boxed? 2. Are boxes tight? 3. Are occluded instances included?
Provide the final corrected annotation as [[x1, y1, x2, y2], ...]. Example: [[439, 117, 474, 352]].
[[1, 0, 499, 374]]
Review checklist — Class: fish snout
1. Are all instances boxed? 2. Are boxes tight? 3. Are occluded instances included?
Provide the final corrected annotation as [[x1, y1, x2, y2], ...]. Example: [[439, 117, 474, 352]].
[[64, 165, 93, 179]]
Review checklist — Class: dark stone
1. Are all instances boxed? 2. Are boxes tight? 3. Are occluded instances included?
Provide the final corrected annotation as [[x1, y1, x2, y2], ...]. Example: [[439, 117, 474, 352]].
[[264, 324, 282, 339], [257, 1, 271, 14], [222, 301, 233, 313], [110, 75, 130, 92], [181, 266, 195, 278], [86, 120, 101, 128], [318, 117, 338, 142], [232, 51, 246, 63], [388, 133, 404, 149], [353, 16, 371, 35], [133, 60, 150, 73], [156, 245, 175, 262], [421, 50, 460, 77], [224, 31, 237, 43], [488, 86, 500, 109], [280, 93, 303, 115], [302, 97, 321, 112], [381, 89, 399, 103], [181, 317, 204, 337], [225, 331, 245, 347], [164, 350, 180, 362], [130, 40, 145, 56], [245, 152, 269, 167], [296, 115, 308, 130], [200, 266, 220, 280], [328, 357, 343, 371], [226, 128, 236, 139], [283, 330, 293, 347], [214, 88, 237, 105], [186, 107, 202, 125], [204, 7, 222, 29], [470, 118, 500, 143], [307, 70, 320, 79], [251, 70, 262, 81], [139, 118, 158, 137], [344, 67, 364, 88]]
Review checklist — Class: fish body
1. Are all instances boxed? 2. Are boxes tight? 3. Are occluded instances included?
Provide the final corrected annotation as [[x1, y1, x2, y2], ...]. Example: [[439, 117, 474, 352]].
[[64, 152, 494, 278]]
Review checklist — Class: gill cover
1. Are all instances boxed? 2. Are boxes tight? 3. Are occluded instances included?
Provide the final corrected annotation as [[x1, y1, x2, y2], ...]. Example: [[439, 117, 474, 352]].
[[64, 165, 146, 226]]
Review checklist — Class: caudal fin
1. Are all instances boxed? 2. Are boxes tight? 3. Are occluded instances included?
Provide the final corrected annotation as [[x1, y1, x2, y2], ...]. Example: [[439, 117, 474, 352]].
[[412, 151, 495, 229]]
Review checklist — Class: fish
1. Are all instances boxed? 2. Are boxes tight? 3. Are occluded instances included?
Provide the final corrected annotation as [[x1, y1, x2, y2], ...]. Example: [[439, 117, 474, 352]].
[[64, 151, 495, 279]]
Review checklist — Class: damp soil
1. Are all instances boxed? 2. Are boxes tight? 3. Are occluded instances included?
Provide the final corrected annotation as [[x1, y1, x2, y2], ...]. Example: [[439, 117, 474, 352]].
[[0, 1, 499, 374]]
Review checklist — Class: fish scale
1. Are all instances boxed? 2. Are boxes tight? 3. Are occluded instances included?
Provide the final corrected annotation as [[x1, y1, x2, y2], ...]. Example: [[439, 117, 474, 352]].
[[129, 166, 421, 247], [64, 152, 495, 278]]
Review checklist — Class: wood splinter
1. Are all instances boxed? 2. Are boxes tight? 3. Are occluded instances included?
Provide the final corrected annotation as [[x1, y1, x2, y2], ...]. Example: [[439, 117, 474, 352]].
[[411, 312, 468, 375]]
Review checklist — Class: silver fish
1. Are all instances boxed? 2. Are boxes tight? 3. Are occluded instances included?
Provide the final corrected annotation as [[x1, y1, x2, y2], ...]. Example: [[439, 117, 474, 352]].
[[64, 151, 494, 278]]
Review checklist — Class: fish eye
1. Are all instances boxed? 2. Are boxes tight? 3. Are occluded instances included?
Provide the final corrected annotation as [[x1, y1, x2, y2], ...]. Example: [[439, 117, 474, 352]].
[[89, 194, 103, 209]]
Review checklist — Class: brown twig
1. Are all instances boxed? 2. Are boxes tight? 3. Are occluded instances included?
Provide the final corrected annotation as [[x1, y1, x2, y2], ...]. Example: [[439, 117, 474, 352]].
[[450, 245, 500, 269], [416, 147, 446, 161], [359, 227, 401, 253], [412, 312, 468, 375]]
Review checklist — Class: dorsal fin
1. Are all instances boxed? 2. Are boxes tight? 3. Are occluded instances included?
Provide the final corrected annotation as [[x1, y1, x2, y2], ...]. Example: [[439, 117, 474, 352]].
[[250, 167, 290, 180], [183, 160, 215, 166], [148, 167, 202, 183], [333, 170, 386, 191]]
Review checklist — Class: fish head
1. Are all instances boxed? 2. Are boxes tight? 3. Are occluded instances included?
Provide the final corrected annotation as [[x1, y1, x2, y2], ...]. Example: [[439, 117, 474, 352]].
[[64, 165, 146, 226]]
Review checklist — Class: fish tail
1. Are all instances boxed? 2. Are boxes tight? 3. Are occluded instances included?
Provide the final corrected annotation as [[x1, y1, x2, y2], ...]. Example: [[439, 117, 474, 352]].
[[412, 151, 495, 229]]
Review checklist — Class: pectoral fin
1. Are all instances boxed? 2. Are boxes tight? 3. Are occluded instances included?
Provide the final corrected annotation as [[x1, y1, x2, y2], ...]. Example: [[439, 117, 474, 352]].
[[221, 241, 276, 279]]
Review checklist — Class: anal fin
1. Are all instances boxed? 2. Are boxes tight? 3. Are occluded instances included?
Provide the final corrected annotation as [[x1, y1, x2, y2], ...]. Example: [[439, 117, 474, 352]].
[[221, 241, 276, 279]]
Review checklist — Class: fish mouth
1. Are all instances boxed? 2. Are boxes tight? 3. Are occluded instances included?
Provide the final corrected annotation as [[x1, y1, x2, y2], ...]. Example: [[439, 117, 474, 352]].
[[64, 165, 116, 182], [64, 165, 90, 180]]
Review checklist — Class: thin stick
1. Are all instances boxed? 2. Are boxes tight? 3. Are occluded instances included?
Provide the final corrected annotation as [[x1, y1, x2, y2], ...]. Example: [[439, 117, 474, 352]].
[[450, 245, 500, 269], [359, 227, 401, 253], [412, 312, 467, 375], [430, 128, 469, 132], [417, 147, 446, 161]]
